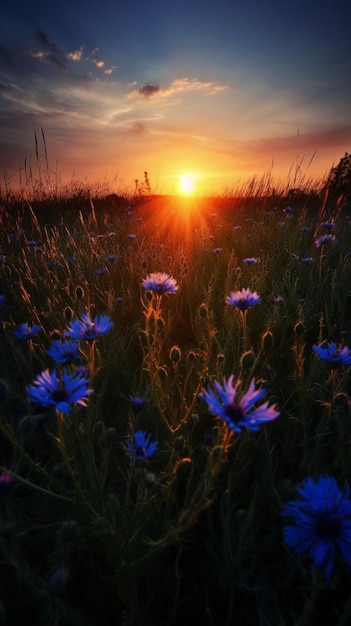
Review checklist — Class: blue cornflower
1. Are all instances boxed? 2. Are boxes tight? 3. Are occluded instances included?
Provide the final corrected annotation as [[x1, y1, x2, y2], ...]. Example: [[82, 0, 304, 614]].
[[321, 221, 336, 230], [106, 254, 117, 263], [315, 234, 336, 247], [300, 257, 313, 264], [242, 257, 259, 265], [27, 368, 93, 414], [64, 313, 113, 340], [142, 272, 179, 295], [312, 342, 351, 367], [281, 476, 351, 580], [125, 430, 158, 461], [47, 340, 83, 365], [225, 288, 261, 312], [299, 226, 311, 233], [13, 323, 42, 339], [0, 295, 6, 307], [199, 375, 279, 433], [94, 267, 108, 276], [130, 396, 146, 414]]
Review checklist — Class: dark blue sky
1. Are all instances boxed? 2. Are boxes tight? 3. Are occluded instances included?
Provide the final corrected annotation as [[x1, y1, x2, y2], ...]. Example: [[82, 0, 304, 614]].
[[1, 0, 350, 193]]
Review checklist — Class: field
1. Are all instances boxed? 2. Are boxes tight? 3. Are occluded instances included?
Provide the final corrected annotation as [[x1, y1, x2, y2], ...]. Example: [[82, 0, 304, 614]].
[[1, 177, 351, 625]]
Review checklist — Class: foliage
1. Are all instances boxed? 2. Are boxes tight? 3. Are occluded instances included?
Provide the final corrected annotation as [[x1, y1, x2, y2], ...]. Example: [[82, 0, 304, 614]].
[[1, 179, 351, 625]]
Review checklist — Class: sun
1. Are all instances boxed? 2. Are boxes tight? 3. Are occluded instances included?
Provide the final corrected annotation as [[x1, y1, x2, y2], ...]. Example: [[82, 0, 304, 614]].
[[178, 174, 196, 195]]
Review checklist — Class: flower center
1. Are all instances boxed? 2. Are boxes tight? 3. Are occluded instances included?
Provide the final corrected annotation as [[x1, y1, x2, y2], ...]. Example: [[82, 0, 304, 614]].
[[237, 299, 248, 310], [51, 387, 69, 403], [225, 402, 244, 424], [316, 511, 341, 539], [135, 446, 146, 458]]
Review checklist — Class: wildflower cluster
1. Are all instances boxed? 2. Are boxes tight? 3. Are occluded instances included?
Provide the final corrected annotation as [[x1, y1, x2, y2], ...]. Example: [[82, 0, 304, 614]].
[[2, 189, 351, 624]]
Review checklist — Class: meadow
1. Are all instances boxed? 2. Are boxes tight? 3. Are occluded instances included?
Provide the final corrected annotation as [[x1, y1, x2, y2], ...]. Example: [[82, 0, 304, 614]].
[[1, 169, 351, 625]]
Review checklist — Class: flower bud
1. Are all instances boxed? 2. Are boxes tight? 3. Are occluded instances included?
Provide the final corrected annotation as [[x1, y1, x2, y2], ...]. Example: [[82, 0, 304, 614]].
[[75, 286, 84, 299], [105, 427, 117, 444], [262, 331, 274, 351], [158, 367, 168, 381], [64, 306, 73, 322], [169, 345, 181, 363], [294, 321, 304, 336], [157, 318, 165, 331], [173, 435, 186, 452], [240, 350, 255, 368], [174, 458, 192, 479]]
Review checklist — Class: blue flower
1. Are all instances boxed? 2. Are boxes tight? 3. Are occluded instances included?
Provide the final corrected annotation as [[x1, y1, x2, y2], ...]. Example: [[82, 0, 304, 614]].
[[300, 257, 313, 264], [130, 396, 146, 414], [64, 313, 113, 340], [0, 295, 6, 307], [27, 368, 93, 414], [94, 267, 108, 276], [321, 221, 336, 230], [225, 288, 261, 312], [312, 342, 351, 367], [142, 272, 179, 295], [47, 340, 83, 365], [13, 323, 42, 339], [299, 226, 311, 233], [106, 254, 117, 263], [199, 375, 279, 433], [315, 234, 336, 247], [281, 476, 351, 580], [242, 257, 260, 265], [125, 430, 158, 461]]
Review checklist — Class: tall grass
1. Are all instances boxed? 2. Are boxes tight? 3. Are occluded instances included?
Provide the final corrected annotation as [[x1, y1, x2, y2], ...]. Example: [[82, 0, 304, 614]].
[[0, 170, 351, 625]]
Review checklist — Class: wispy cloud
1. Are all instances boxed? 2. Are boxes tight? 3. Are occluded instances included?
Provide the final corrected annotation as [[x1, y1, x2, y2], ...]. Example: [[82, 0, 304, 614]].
[[130, 77, 228, 100]]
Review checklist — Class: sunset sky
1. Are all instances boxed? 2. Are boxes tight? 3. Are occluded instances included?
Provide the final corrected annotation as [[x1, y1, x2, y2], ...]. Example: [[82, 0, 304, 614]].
[[1, 0, 350, 195]]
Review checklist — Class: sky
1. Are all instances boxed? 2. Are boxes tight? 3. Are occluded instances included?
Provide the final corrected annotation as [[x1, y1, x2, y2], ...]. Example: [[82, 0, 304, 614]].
[[1, 0, 351, 195]]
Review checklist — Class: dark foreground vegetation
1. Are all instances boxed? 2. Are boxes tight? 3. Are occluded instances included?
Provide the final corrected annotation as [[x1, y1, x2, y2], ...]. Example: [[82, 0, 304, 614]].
[[0, 153, 351, 625]]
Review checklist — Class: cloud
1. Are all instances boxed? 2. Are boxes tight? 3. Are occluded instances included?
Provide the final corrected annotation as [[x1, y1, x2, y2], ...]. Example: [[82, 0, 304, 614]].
[[163, 77, 227, 96], [125, 122, 149, 135], [32, 29, 68, 70], [66, 47, 83, 62], [136, 84, 161, 99], [130, 77, 228, 100]]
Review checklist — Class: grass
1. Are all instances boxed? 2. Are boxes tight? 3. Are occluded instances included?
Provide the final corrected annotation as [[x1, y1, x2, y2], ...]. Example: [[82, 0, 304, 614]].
[[1, 166, 351, 625]]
